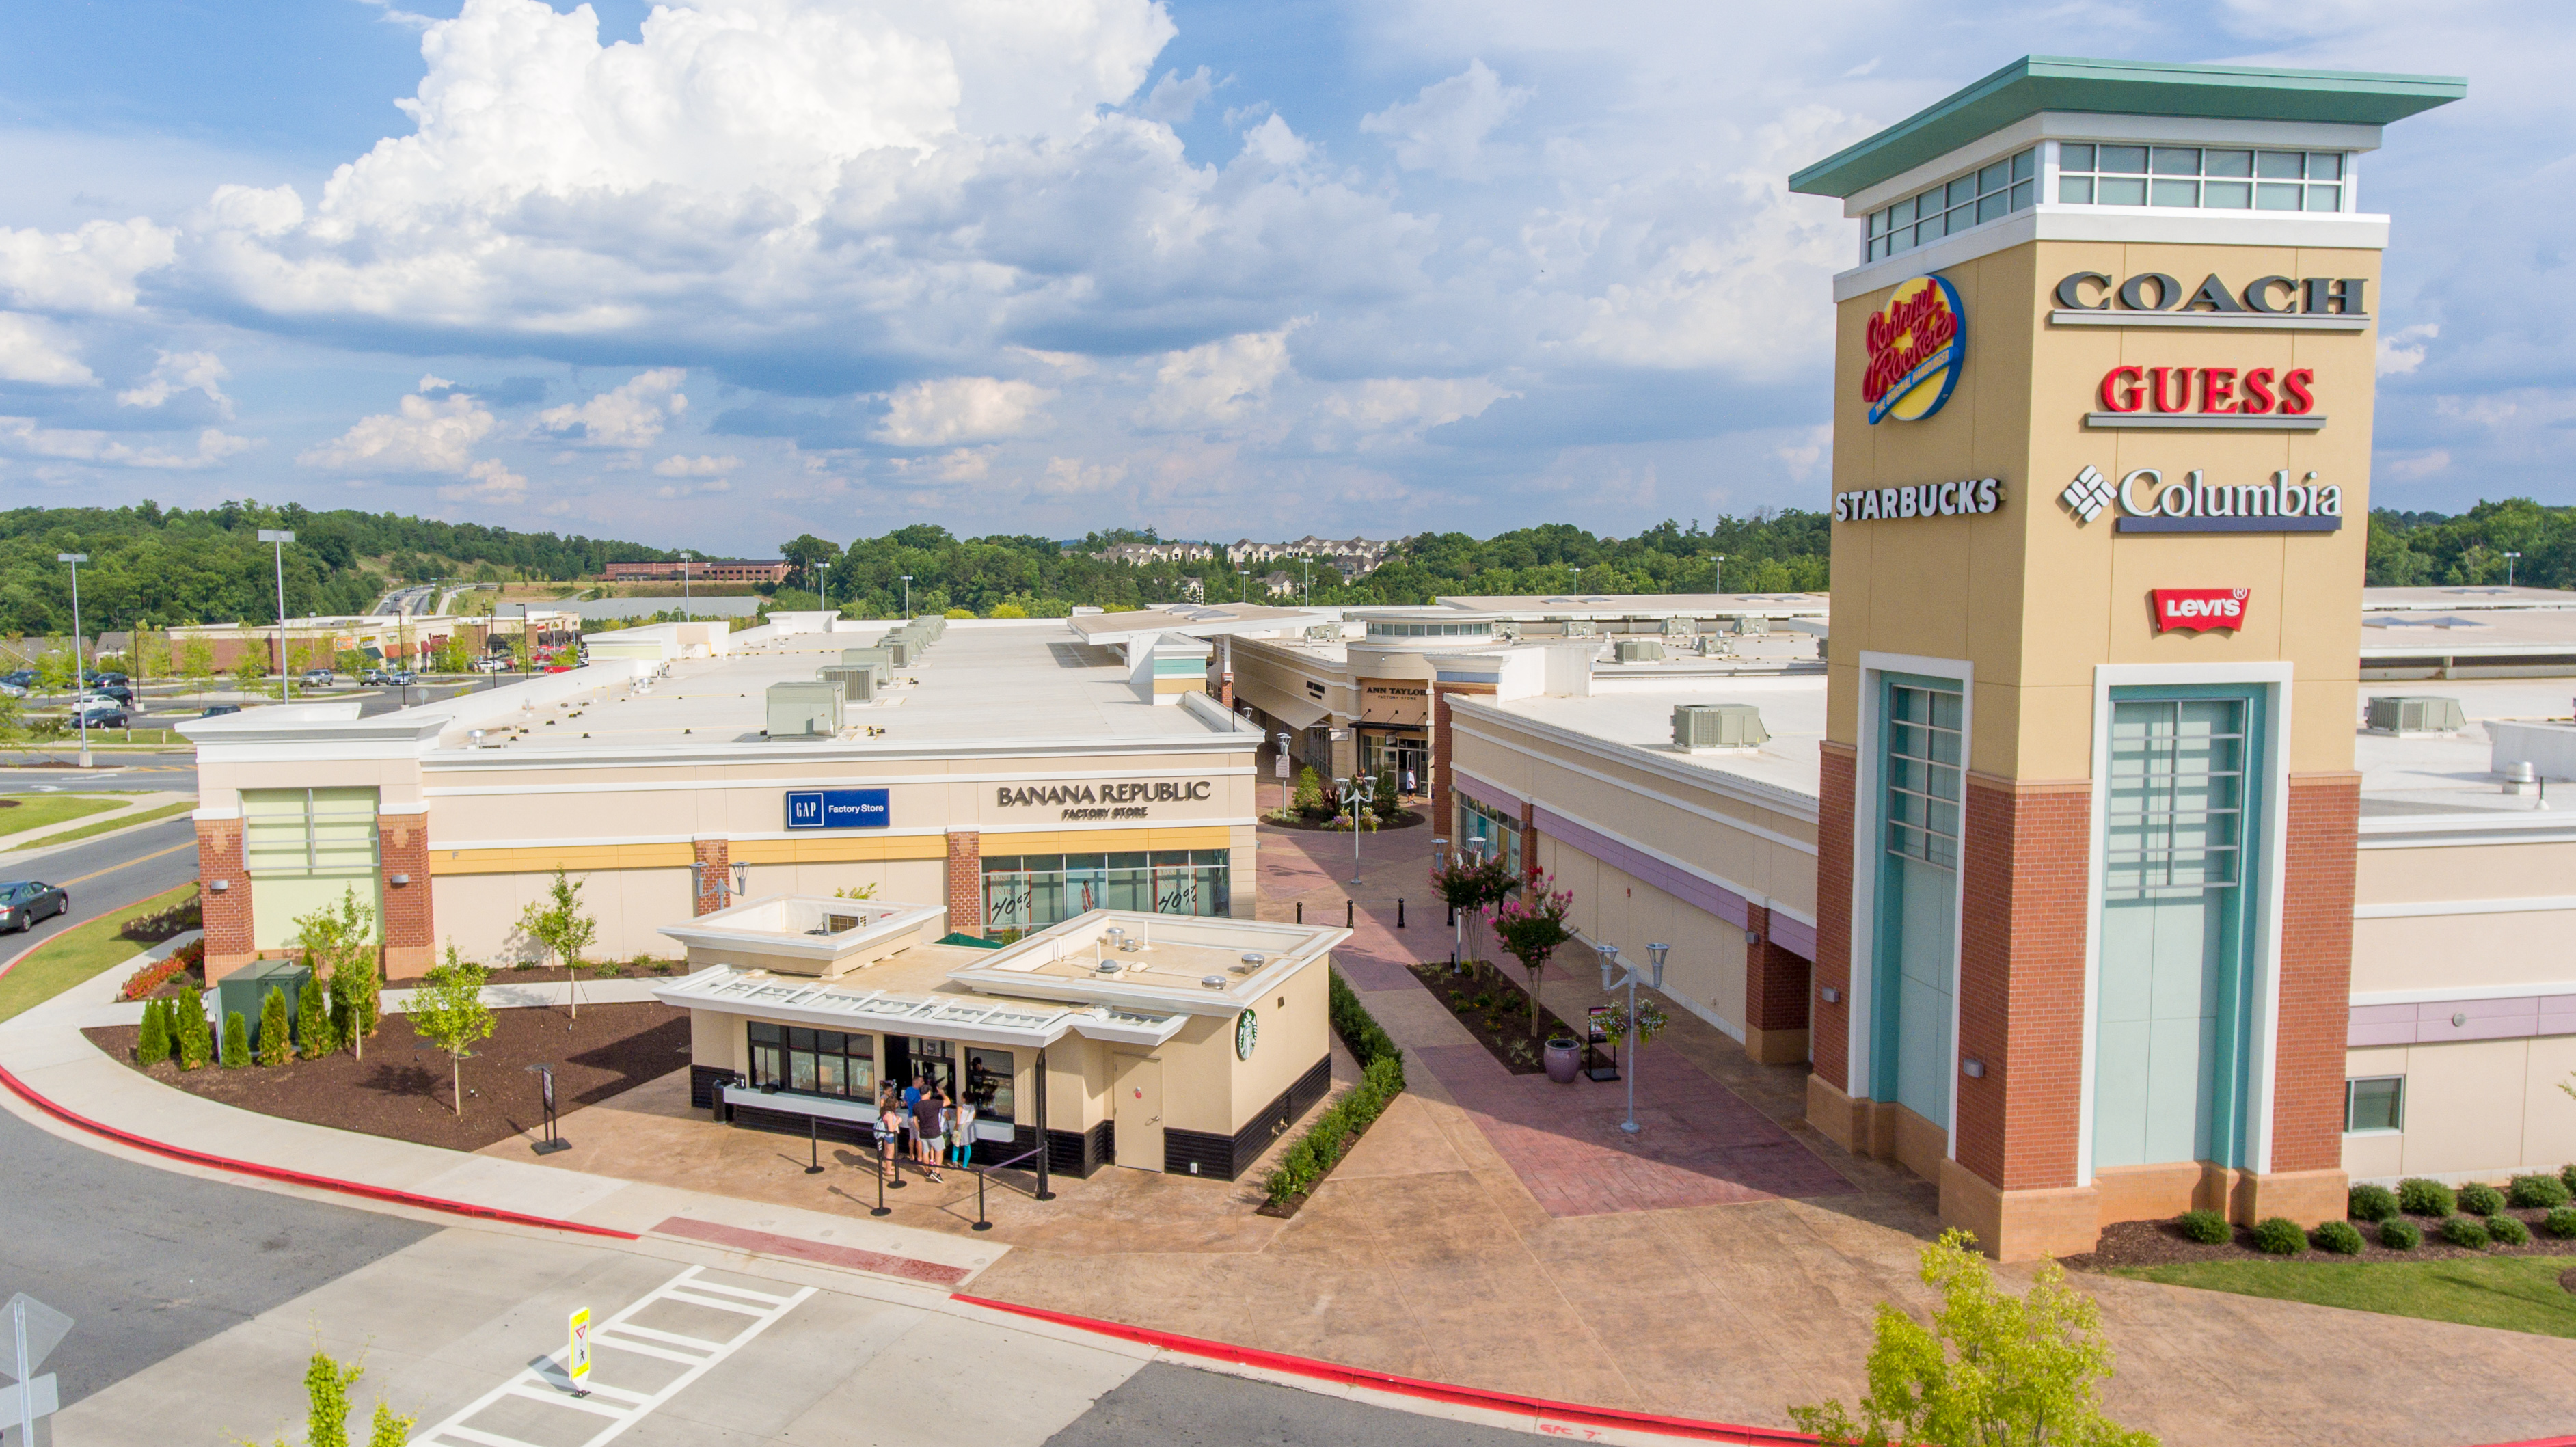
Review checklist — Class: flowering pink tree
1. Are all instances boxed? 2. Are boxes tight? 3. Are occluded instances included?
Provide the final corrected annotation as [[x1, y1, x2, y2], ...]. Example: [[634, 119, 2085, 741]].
[[1491, 869, 1574, 1038]]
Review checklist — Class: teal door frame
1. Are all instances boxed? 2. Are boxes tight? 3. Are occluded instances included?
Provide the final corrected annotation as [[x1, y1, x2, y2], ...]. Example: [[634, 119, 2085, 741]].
[[1867, 670, 1966, 1128]]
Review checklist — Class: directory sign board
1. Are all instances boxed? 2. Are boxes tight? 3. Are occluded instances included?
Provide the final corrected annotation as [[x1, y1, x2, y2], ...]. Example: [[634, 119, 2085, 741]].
[[785, 788, 891, 830]]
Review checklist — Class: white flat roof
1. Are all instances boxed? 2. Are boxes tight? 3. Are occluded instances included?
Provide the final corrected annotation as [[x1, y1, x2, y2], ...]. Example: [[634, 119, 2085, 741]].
[[2355, 677, 2575, 816], [1462, 673, 1828, 807]]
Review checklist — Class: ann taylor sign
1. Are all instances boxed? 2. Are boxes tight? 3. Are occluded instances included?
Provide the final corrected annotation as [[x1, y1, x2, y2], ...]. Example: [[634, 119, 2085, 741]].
[[998, 779, 1215, 822]]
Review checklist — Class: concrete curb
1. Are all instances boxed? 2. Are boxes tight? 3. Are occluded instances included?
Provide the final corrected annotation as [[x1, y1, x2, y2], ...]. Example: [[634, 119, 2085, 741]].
[[0, 1054, 641, 1241], [949, 1293, 1820, 1445]]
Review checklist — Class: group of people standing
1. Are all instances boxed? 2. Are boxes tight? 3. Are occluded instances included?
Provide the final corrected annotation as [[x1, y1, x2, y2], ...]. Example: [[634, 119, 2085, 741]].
[[876, 1074, 975, 1182]]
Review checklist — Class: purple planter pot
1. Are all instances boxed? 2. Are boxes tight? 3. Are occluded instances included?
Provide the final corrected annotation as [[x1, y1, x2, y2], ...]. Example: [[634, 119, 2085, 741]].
[[1543, 1037, 1582, 1084]]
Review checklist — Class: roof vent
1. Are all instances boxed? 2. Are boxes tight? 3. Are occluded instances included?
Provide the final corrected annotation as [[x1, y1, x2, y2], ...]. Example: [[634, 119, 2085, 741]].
[[1614, 639, 1667, 664], [1199, 975, 1228, 989], [2365, 695, 2465, 736], [1674, 702, 1767, 750], [1240, 951, 1266, 967]]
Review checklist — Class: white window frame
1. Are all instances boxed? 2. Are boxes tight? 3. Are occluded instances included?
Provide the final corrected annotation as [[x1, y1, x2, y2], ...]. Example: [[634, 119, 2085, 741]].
[[2343, 1074, 2405, 1136]]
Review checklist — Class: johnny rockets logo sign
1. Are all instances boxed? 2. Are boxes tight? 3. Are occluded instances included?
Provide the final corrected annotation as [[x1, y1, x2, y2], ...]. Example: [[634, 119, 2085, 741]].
[[1862, 275, 1965, 424], [2152, 589, 2250, 634]]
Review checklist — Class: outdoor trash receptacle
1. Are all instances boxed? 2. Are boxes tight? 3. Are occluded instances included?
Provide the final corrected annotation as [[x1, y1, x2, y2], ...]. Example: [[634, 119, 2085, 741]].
[[1543, 1036, 1582, 1084]]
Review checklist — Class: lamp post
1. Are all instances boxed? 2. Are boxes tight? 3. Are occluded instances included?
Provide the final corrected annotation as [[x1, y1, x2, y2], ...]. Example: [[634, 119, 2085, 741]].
[[1598, 941, 1669, 1135], [57, 553, 88, 768], [2505, 551, 2522, 589], [1713, 554, 1726, 596], [258, 529, 295, 701], [1347, 772, 1375, 883], [680, 551, 692, 621], [901, 574, 912, 618]]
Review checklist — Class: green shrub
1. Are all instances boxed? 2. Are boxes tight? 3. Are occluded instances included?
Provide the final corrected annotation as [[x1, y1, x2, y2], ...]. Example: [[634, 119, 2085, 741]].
[[2396, 1177, 2456, 1217], [2562, 1162, 2576, 1195], [2439, 1215, 2489, 1249], [2378, 1218, 2422, 1250], [2174, 1209, 2229, 1245], [2507, 1173, 2572, 1209], [258, 986, 292, 1067], [1328, 969, 1402, 1069], [173, 988, 212, 1070], [2251, 1217, 2307, 1255], [2486, 1213, 2531, 1247], [2311, 1219, 2365, 1255], [2346, 1182, 2399, 1222], [296, 972, 338, 1059], [2543, 1207, 2576, 1240], [135, 997, 170, 1066], [219, 1010, 249, 1068], [2457, 1180, 2506, 1216], [1264, 1052, 1405, 1206]]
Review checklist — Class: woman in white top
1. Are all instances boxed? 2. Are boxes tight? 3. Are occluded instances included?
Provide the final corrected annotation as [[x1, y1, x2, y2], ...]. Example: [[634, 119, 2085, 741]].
[[949, 1096, 977, 1168]]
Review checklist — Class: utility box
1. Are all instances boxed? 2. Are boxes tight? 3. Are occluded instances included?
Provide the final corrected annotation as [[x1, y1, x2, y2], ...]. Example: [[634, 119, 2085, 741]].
[[1673, 703, 1767, 750], [767, 681, 843, 738], [2366, 695, 2465, 735], [215, 956, 313, 1055], [1614, 639, 1668, 663]]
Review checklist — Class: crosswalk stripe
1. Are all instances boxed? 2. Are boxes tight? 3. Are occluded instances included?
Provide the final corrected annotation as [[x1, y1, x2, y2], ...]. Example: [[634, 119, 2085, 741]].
[[504, 1385, 630, 1420]]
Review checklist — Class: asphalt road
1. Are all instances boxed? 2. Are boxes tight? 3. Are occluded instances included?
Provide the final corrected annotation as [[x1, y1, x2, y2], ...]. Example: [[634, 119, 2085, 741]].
[[1046, 1362, 1545, 1446], [0, 813, 199, 952], [0, 1107, 439, 1409], [0, 750, 197, 794]]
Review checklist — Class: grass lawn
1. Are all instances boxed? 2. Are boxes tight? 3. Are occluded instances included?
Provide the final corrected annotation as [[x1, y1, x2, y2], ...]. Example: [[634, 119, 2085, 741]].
[[0, 794, 121, 838], [33, 800, 199, 848], [2107, 1256, 2576, 1338], [0, 882, 198, 1023]]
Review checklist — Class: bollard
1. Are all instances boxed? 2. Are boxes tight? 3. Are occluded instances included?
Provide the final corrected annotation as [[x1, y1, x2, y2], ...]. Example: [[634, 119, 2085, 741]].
[[973, 1169, 992, 1231], [1346, 899, 1353, 928], [1296, 900, 1303, 924], [806, 1114, 825, 1174], [1398, 897, 1405, 928], [872, 1152, 891, 1216]]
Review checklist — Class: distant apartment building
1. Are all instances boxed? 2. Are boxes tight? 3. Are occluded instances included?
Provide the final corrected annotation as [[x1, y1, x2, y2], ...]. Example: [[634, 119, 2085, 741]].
[[604, 558, 793, 584], [1094, 541, 1218, 566], [1225, 535, 1412, 579]]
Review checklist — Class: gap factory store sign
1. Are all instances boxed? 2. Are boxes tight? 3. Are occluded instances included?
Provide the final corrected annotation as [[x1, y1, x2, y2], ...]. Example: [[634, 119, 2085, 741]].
[[2061, 465, 2342, 533], [785, 788, 891, 830]]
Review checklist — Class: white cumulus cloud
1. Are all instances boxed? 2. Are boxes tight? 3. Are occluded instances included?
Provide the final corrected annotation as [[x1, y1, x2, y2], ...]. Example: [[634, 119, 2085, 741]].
[[1360, 60, 1530, 177], [0, 218, 178, 314], [300, 380, 498, 472], [873, 377, 1054, 446], [534, 369, 687, 449], [2379, 323, 2438, 377], [653, 452, 740, 476], [0, 418, 256, 469], [118, 350, 233, 417], [0, 314, 98, 387], [1135, 327, 1299, 431]]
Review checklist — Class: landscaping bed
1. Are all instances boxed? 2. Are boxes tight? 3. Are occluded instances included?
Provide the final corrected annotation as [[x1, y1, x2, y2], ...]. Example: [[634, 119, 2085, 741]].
[[84, 1001, 689, 1152], [1257, 969, 1405, 1218], [1405, 960, 1584, 1074], [2070, 1210, 2576, 1270], [1258, 809, 1425, 832]]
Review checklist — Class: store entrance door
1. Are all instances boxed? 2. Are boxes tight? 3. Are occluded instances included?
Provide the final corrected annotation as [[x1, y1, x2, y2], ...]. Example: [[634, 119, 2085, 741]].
[[1113, 1054, 1163, 1170], [1394, 738, 1428, 796], [888, 1036, 956, 1108]]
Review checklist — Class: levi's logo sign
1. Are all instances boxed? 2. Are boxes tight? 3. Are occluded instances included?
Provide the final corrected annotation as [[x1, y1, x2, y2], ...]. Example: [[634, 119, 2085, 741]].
[[2152, 589, 2250, 634]]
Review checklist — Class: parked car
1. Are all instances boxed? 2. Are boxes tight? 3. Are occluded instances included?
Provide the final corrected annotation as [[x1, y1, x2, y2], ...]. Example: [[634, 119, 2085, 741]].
[[0, 670, 33, 690], [0, 682, 23, 699], [0, 880, 67, 933], [200, 703, 241, 718], [72, 701, 131, 728], [82, 679, 133, 703], [470, 657, 511, 673], [299, 668, 334, 688]]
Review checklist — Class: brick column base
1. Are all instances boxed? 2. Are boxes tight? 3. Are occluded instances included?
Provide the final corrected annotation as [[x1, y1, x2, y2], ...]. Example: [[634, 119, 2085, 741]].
[[377, 813, 433, 978], [197, 817, 254, 984], [945, 830, 981, 935], [1741, 902, 1812, 1066], [692, 839, 730, 915]]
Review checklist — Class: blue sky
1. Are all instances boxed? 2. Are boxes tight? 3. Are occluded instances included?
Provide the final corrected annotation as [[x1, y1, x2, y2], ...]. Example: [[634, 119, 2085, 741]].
[[0, 0, 2562, 554]]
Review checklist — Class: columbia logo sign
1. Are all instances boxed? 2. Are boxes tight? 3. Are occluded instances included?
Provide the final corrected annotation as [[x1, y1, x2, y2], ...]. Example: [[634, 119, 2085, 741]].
[[2151, 588, 2251, 634]]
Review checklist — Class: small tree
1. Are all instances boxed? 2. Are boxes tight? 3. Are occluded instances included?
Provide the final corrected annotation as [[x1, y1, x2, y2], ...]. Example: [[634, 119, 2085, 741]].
[[295, 966, 338, 1059], [262, 1339, 407, 1447], [1491, 869, 1574, 1038], [295, 887, 381, 1059], [130, 630, 167, 684], [135, 997, 171, 1066], [411, 947, 494, 1118], [517, 868, 599, 1020], [231, 649, 271, 699], [174, 986, 212, 1069], [1790, 1229, 2157, 1447], [257, 985, 292, 1066], [33, 650, 77, 697], [1291, 764, 1325, 817], [179, 637, 215, 699], [1429, 852, 1515, 971], [220, 1010, 251, 1068]]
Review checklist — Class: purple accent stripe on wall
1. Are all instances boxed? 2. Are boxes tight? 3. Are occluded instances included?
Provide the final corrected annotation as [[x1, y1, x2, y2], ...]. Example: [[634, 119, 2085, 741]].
[[1770, 915, 1818, 958], [1452, 771, 1523, 815], [2347, 993, 2576, 1047], [1530, 803, 1754, 933]]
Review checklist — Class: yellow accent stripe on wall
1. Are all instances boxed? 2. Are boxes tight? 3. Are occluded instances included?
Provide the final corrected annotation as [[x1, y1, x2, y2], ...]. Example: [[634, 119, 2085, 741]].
[[731, 835, 948, 865], [982, 826, 1232, 853], [431, 843, 694, 876]]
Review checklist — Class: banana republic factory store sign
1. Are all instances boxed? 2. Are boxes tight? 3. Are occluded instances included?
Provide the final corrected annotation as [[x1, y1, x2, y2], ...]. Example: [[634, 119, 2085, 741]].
[[997, 779, 1217, 822]]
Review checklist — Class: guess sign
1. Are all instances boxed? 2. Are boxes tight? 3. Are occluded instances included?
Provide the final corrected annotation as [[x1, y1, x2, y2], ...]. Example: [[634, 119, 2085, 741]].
[[2098, 366, 2314, 417], [2152, 589, 2251, 634]]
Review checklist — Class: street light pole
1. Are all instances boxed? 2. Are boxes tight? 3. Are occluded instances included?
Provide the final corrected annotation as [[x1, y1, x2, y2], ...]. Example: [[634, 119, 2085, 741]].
[[1713, 554, 1726, 595], [57, 553, 88, 768], [901, 574, 912, 619], [2505, 551, 2522, 589], [1598, 941, 1669, 1135], [258, 529, 295, 701], [1348, 772, 1374, 884]]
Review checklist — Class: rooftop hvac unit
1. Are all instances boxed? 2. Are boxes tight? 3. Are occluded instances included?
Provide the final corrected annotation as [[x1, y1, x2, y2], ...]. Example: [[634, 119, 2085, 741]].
[[1496, 620, 1521, 641], [1695, 634, 1733, 657], [841, 646, 893, 669], [1564, 620, 1598, 638], [816, 664, 881, 701], [886, 637, 918, 666], [1673, 702, 1767, 750], [2366, 694, 2466, 735], [1660, 617, 1696, 638], [767, 680, 844, 739], [1731, 614, 1770, 637], [1614, 639, 1668, 663]]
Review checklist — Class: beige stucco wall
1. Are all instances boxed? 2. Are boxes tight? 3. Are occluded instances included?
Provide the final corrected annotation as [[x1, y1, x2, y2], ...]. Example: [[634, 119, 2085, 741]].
[[2342, 1037, 2576, 1182], [2350, 838, 2576, 995], [433, 866, 696, 962], [1826, 239, 2381, 779], [1535, 834, 1751, 1040]]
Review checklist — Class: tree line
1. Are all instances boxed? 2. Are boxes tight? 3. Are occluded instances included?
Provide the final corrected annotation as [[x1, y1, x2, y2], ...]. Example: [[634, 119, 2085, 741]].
[[2365, 498, 2575, 589]]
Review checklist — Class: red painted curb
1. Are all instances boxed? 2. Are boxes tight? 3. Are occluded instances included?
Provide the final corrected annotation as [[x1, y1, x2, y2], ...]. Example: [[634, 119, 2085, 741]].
[[949, 1292, 1818, 1444], [0, 1058, 639, 1242]]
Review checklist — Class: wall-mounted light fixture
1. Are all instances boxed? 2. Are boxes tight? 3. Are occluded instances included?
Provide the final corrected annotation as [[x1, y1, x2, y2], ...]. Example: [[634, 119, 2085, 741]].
[[388, 874, 411, 887], [1744, 927, 1762, 946], [1819, 984, 1841, 1004], [1961, 1057, 1987, 1079], [208, 879, 229, 893]]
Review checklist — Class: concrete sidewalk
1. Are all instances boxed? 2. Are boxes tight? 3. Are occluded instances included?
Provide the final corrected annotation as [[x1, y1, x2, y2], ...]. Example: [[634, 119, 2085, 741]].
[[0, 956, 1005, 1293]]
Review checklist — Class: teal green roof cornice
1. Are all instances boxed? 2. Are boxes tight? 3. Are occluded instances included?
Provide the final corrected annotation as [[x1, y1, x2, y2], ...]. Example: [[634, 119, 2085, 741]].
[[1789, 55, 2466, 199]]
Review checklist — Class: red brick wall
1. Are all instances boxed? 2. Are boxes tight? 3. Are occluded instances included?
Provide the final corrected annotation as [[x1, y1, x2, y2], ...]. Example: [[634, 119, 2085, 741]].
[[1954, 774, 2093, 1193], [946, 831, 982, 932], [1812, 742, 1856, 1089], [1428, 682, 1494, 853], [2273, 773, 2360, 1173], [198, 817, 254, 980], [377, 813, 433, 977], [692, 839, 729, 915], [1742, 903, 1813, 1033]]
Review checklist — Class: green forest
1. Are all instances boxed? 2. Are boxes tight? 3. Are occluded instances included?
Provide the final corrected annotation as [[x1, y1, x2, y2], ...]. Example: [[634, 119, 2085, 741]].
[[0, 495, 2567, 639]]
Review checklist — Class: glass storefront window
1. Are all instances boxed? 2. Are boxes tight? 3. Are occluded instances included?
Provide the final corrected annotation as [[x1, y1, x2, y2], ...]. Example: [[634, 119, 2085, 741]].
[[964, 1047, 1015, 1123], [748, 1021, 875, 1097], [1457, 796, 1521, 876], [980, 850, 1232, 941]]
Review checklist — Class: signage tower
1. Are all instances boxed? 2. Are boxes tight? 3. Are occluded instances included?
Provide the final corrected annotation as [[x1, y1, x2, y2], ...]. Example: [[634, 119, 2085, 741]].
[[1789, 57, 2463, 1258]]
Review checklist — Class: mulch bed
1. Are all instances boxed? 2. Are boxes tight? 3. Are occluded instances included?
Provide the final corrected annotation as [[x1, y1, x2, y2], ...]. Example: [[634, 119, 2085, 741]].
[[1405, 960, 1587, 1074], [83, 1001, 688, 1152], [2067, 1213, 2576, 1270], [1258, 809, 1426, 833]]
